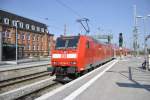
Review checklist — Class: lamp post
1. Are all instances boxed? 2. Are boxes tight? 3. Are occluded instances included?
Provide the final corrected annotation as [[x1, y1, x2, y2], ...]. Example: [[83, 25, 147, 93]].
[[133, 5, 138, 56], [136, 15, 150, 65], [136, 16, 146, 57], [15, 20, 19, 64]]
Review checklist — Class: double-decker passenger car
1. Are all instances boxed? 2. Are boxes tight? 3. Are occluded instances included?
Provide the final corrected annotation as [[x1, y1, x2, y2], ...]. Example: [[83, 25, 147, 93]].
[[48, 35, 115, 82]]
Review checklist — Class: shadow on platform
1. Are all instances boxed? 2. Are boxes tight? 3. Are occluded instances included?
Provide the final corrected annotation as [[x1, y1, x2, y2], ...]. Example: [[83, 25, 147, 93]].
[[107, 66, 150, 92], [118, 67, 150, 92], [116, 82, 150, 92]]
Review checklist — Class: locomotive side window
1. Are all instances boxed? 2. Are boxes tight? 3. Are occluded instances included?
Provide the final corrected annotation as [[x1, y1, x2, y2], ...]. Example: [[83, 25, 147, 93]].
[[86, 41, 90, 48]]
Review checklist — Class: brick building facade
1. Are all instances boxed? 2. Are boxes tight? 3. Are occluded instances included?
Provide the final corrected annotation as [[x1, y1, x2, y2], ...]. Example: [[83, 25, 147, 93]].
[[0, 10, 54, 61]]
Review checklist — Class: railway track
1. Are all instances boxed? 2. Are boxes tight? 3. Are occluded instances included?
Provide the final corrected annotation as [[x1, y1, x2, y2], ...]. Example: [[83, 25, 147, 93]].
[[0, 71, 50, 93], [0, 76, 62, 100], [0, 63, 63, 100], [0, 71, 49, 86], [0, 64, 49, 81], [17, 81, 62, 100]]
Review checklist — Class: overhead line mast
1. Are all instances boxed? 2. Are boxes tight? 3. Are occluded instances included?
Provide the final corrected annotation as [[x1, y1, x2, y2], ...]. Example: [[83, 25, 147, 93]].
[[133, 5, 139, 56]]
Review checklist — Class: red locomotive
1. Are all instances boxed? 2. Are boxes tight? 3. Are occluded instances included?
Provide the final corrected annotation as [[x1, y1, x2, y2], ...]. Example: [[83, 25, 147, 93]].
[[48, 35, 115, 82]]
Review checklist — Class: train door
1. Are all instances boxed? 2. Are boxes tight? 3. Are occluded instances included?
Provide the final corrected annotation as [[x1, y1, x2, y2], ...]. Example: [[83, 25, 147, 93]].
[[85, 40, 93, 68]]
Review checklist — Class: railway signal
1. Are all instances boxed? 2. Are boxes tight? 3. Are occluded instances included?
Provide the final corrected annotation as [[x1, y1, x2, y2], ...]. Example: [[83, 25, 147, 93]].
[[119, 33, 123, 47], [119, 33, 123, 58]]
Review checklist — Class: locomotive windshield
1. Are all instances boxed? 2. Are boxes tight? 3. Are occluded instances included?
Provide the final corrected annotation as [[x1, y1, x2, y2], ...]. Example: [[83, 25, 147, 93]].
[[55, 36, 79, 49]]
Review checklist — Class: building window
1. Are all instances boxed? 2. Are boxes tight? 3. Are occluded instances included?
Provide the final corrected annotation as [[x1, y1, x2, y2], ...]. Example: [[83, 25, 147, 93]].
[[41, 28, 44, 33], [31, 25, 35, 30], [19, 22, 24, 28], [3, 31, 8, 38], [41, 37, 43, 42], [4, 31, 11, 38], [37, 45, 39, 50], [37, 45, 40, 50], [33, 45, 36, 50], [36, 26, 40, 32], [4, 18, 9, 25], [38, 36, 41, 41], [27, 33, 30, 40], [33, 35, 36, 41], [26, 24, 30, 29], [23, 46, 25, 50], [37, 36, 39, 41], [2, 32, 5, 38], [17, 34, 20, 39], [21, 33, 25, 40], [8, 32, 11, 38], [27, 45, 30, 50], [45, 29, 48, 33], [49, 42, 51, 46], [12, 20, 17, 27], [38, 46, 40, 50]]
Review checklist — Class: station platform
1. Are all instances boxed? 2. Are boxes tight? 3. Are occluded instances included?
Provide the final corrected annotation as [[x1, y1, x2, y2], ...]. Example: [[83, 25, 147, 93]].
[[0, 60, 50, 72], [36, 56, 150, 100]]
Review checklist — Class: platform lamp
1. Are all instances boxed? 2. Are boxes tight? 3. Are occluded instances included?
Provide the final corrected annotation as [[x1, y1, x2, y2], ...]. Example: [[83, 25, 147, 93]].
[[15, 20, 20, 64]]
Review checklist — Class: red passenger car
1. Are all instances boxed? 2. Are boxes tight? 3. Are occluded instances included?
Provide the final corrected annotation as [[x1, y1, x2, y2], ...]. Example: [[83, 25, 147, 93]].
[[49, 35, 115, 82]]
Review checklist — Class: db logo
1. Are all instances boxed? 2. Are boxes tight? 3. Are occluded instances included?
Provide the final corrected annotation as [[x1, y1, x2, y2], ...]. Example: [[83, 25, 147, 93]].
[[61, 54, 67, 58]]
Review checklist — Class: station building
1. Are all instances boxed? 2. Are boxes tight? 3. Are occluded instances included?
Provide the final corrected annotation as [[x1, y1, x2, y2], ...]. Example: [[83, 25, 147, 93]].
[[0, 10, 54, 61]]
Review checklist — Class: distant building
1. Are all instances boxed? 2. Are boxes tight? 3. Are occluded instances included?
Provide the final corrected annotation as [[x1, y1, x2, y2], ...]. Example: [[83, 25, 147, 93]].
[[0, 10, 54, 61]]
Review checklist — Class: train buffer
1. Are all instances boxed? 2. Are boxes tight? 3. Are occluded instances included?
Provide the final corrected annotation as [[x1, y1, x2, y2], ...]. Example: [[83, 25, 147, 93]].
[[36, 56, 150, 100]]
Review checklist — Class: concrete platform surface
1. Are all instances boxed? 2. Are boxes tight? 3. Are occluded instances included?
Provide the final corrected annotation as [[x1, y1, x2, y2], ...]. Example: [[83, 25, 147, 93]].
[[0, 61, 50, 72], [36, 57, 150, 100], [0, 57, 50, 65]]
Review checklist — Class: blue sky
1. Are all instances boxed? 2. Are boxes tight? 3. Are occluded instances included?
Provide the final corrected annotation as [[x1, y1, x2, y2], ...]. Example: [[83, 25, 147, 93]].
[[0, 0, 150, 49]]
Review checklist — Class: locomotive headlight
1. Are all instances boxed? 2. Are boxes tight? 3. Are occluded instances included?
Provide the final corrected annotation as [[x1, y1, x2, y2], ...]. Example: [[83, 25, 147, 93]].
[[67, 54, 77, 58], [52, 54, 61, 58]]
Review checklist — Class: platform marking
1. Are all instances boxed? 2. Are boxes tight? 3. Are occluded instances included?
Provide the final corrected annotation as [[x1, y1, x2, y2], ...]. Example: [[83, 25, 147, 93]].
[[63, 60, 118, 100], [36, 60, 116, 100]]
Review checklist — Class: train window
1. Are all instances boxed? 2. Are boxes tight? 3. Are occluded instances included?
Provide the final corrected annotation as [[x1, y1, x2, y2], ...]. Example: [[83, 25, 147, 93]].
[[55, 38, 66, 49], [86, 41, 90, 48], [55, 36, 79, 49], [67, 37, 79, 48]]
